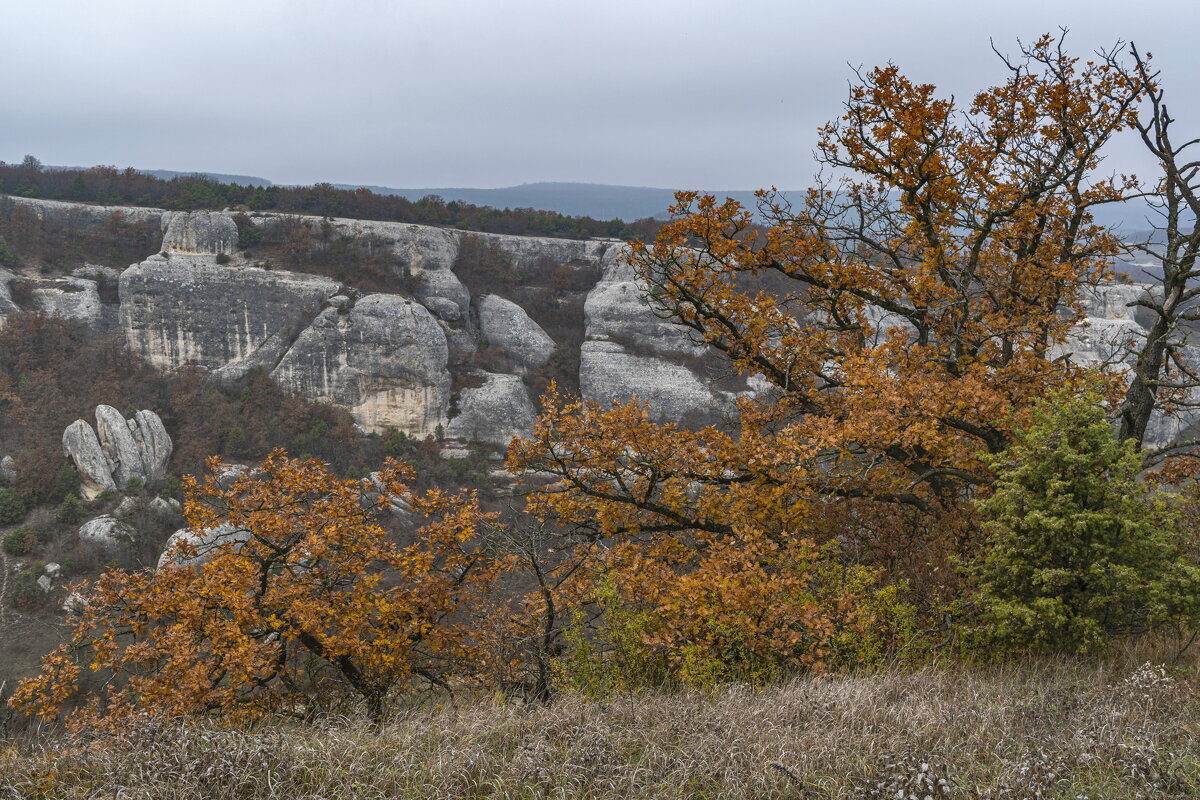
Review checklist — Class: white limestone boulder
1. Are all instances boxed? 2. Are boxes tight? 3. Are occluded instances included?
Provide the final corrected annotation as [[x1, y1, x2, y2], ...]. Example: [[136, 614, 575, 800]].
[[446, 372, 538, 446], [477, 294, 555, 372]]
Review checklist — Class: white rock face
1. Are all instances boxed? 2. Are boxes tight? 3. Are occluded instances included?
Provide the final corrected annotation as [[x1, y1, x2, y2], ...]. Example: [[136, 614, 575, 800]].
[[0, 455, 15, 483], [1057, 281, 1200, 449], [0, 269, 19, 318], [583, 260, 703, 356], [120, 255, 339, 380], [5, 195, 163, 228], [446, 372, 538, 446], [579, 252, 736, 422], [161, 211, 238, 255], [580, 340, 731, 423], [477, 294, 556, 371], [62, 419, 118, 499], [272, 295, 451, 436], [28, 277, 103, 327], [95, 404, 144, 487], [78, 516, 135, 553], [62, 407, 173, 498]]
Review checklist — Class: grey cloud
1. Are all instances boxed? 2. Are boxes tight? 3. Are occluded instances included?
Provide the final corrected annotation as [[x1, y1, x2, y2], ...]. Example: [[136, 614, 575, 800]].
[[1, 0, 1197, 189]]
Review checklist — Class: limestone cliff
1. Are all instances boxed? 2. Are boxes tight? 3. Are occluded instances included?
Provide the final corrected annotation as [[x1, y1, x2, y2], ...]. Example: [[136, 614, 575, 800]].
[[119, 254, 339, 381], [5, 196, 1197, 452]]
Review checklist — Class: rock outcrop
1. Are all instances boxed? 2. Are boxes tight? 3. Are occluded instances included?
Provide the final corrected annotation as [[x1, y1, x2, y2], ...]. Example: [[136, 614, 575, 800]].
[[161, 210, 238, 255], [579, 253, 739, 422], [62, 419, 118, 499], [476, 294, 556, 371], [120, 256, 339, 381], [131, 410, 174, 485], [16, 195, 1200, 452], [1058, 281, 1200, 449], [446, 372, 538, 446], [62, 406, 173, 498], [95, 405, 145, 487], [272, 295, 451, 435], [27, 277, 103, 326]]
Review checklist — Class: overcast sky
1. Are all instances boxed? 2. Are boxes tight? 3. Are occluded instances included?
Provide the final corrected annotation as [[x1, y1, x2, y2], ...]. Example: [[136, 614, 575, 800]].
[[2, 0, 1197, 190]]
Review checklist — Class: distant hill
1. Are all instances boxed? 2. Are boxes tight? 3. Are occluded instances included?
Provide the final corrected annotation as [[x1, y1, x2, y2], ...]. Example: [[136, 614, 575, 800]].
[[334, 182, 805, 222]]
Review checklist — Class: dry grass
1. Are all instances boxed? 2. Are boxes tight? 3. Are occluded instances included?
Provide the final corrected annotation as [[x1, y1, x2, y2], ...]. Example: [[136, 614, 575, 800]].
[[1, 658, 1197, 799]]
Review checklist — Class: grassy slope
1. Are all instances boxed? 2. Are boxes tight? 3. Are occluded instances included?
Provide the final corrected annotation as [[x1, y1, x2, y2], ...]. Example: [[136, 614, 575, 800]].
[[2, 658, 1197, 799]]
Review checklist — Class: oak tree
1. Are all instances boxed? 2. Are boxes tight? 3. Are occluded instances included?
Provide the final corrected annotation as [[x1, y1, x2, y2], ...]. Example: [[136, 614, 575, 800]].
[[507, 34, 1154, 672], [10, 449, 508, 726]]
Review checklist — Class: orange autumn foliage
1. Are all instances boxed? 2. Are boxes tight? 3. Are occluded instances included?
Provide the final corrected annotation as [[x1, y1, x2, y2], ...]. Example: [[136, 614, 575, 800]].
[[10, 450, 509, 727], [511, 35, 1141, 529], [506, 36, 1147, 673]]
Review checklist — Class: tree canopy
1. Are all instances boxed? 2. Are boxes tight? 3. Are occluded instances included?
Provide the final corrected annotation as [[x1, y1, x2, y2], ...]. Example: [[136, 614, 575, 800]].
[[11, 451, 508, 726]]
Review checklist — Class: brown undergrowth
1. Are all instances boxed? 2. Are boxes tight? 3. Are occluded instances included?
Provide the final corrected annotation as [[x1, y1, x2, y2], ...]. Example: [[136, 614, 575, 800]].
[[2, 652, 1198, 799]]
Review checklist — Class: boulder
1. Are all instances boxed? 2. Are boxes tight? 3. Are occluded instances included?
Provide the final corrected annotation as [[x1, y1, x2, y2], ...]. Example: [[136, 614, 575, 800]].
[[131, 410, 173, 485], [446, 372, 538, 446], [62, 592, 87, 615], [62, 419, 117, 499], [272, 295, 450, 436], [95, 404, 144, 487], [215, 463, 255, 487], [421, 296, 463, 322], [0, 455, 15, 483], [112, 496, 139, 518], [477, 294, 556, 371], [28, 277, 103, 327], [161, 210, 238, 255], [62, 407, 173, 497], [78, 516, 135, 553], [148, 496, 183, 524], [157, 523, 251, 570]]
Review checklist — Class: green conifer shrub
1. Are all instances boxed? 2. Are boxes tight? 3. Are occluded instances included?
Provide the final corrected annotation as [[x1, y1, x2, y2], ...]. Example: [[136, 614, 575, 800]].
[[968, 389, 1200, 654]]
